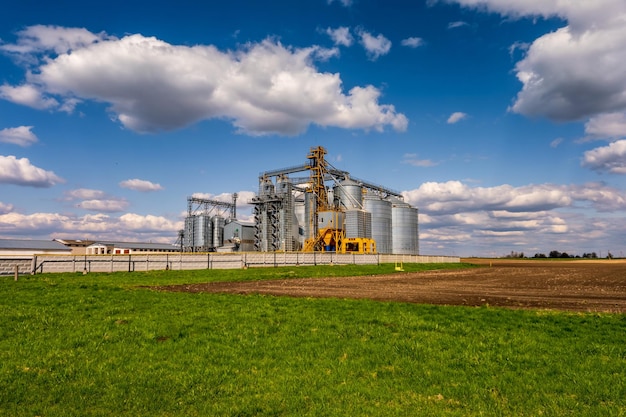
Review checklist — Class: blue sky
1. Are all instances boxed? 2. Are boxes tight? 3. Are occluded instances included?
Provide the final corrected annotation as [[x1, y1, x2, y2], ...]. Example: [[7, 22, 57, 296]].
[[1, 0, 625, 257]]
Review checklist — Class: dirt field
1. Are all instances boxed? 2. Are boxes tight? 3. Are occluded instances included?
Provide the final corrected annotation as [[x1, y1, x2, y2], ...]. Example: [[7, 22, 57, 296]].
[[159, 259, 626, 313]]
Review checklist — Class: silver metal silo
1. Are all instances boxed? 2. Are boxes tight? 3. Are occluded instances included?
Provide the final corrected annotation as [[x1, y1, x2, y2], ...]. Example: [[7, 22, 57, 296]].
[[195, 215, 213, 249], [345, 209, 371, 238], [333, 177, 363, 210], [391, 199, 419, 255], [364, 194, 392, 253], [213, 216, 225, 249], [304, 191, 317, 240]]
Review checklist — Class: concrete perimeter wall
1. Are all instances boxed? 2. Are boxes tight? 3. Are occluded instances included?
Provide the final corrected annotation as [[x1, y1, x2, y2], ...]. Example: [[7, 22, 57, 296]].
[[1, 253, 460, 275], [0, 257, 33, 276]]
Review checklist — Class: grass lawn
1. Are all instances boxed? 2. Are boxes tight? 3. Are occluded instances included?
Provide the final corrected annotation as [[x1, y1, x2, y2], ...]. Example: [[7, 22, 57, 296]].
[[1, 264, 625, 416]]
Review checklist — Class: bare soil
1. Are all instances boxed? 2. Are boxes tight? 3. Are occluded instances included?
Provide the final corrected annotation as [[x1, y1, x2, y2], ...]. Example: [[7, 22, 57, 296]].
[[157, 259, 626, 313]]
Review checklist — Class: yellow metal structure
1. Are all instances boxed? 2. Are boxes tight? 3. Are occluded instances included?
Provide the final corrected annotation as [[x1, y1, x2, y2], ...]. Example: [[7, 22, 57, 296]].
[[302, 146, 376, 254], [306, 146, 329, 212], [340, 237, 377, 254]]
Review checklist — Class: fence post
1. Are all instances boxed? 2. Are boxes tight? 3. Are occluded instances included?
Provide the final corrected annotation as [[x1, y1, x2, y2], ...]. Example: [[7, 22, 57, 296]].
[[14, 265, 18, 281], [31, 255, 37, 275]]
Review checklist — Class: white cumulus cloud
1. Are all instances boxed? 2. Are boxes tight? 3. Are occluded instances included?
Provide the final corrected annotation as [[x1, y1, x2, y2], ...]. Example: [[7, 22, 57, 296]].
[[0, 84, 58, 109], [79, 199, 130, 213], [63, 188, 129, 212], [63, 188, 107, 201], [119, 213, 180, 232], [584, 112, 626, 140], [582, 140, 626, 174], [449, 0, 626, 123], [119, 179, 164, 192], [0, 155, 64, 187], [0, 211, 181, 242], [1, 26, 407, 136], [403, 181, 626, 215], [0, 126, 38, 146], [1, 24, 107, 55], [403, 179, 626, 255], [325, 27, 353, 47], [357, 29, 392, 61]]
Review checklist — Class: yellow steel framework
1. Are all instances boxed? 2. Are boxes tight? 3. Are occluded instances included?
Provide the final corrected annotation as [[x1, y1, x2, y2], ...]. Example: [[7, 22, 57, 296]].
[[302, 146, 376, 254]]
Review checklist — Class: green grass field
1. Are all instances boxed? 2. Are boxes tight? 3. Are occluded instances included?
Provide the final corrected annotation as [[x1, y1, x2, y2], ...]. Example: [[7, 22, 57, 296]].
[[1, 264, 625, 416]]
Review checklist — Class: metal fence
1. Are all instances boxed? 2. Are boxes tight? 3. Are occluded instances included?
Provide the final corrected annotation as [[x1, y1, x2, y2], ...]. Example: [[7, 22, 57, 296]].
[[0, 252, 460, 275]]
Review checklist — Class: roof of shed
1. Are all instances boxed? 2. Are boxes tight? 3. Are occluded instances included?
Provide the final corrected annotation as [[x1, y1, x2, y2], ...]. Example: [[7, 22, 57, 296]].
[[0, 239, 72, 251]]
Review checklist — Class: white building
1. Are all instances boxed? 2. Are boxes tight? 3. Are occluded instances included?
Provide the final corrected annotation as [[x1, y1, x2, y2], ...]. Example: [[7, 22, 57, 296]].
[[85, 241, 179, 255]]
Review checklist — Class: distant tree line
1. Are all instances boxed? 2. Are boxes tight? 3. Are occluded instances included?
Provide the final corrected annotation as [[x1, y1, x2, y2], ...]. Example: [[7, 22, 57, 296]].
[[504, 251, 614, 259]]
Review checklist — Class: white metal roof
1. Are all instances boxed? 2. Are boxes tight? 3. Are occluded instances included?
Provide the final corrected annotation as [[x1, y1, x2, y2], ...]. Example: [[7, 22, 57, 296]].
[[0, 239, 72, 251]]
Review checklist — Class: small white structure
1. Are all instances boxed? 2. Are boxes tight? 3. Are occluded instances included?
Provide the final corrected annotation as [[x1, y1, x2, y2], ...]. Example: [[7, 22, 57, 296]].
[[85, 241, 179, 255]]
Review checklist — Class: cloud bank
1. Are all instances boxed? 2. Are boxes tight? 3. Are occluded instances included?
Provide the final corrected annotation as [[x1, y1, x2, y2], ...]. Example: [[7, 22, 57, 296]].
[[1, 26, 407, 136], [404, 180, 626, 255], [0, 211, 181, 243]]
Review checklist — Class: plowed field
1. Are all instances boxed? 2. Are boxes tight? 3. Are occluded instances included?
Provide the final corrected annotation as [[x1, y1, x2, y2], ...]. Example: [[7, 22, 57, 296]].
[[158, 259, 626, 313]]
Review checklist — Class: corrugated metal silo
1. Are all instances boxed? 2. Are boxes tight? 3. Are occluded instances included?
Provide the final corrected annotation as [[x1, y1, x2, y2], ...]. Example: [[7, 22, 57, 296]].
[[213, 216, 225, 249], [304, 191, 316, 240], [364, 194, 392, 253], [391, 199, 419, 255], [294, 198, 305, 246], [333, 177, 363, 210], [195, 215, 213, 249], [345, 210, 372, 238]]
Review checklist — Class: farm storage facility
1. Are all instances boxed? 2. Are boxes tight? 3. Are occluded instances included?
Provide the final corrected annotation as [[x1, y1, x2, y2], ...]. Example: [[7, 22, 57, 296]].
[[181, 146, 419, 255]]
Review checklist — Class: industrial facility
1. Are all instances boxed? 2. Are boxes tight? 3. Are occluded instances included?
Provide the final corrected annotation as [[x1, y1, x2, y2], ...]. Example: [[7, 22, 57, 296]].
[[180, 146, 419, 254]]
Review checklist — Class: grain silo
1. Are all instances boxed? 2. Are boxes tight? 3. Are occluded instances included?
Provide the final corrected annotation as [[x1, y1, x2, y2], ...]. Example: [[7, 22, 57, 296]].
[[213, 216, 225, 248], [183, 215, 213, 251], [364, 193, 393, 254], [390, 198, 419, 255], [344, 209, 372, 239], [333, 177, 363, 210]]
